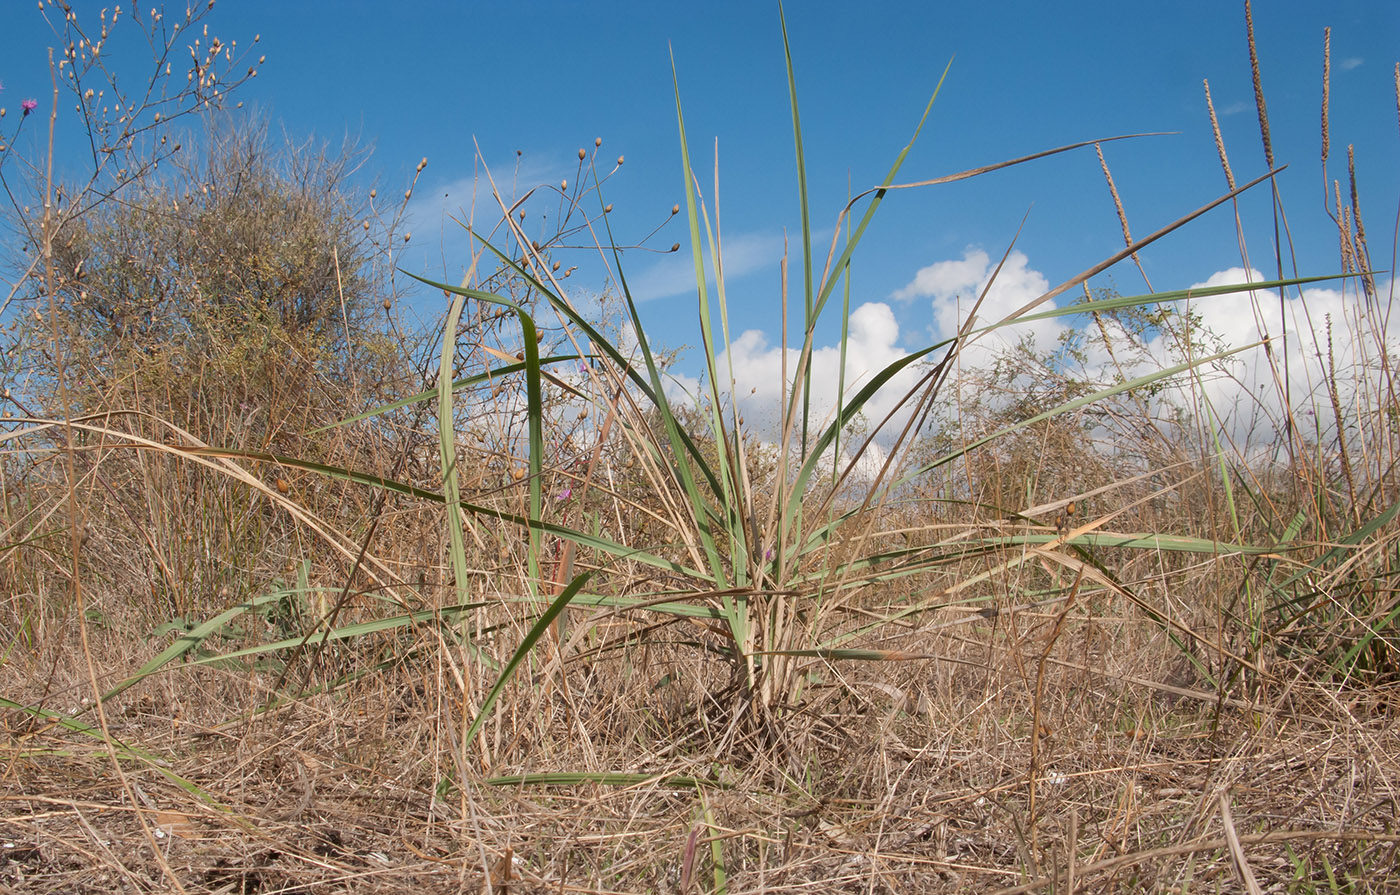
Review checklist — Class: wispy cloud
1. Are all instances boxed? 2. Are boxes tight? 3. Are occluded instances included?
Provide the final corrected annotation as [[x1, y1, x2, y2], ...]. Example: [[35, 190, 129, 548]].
[[1340, 56, 1363, 71], [399, 152, 572, 281], [625, 230, 786, 302]]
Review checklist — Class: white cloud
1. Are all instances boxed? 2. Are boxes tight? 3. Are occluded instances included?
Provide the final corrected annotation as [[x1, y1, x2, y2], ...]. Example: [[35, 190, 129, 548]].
[[1172, 267, 1390, 435], [1067, 265, 1394, 447], [887, 250, 1393, 452], [1340, 57, 1363, 71], [718, 301, 921, 447], [894, 247, 1065, 367]]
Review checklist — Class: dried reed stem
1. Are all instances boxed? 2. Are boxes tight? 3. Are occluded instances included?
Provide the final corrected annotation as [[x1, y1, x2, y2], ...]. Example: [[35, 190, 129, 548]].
[[1334, 179, 1354, 274], [1094, 142, 1150, 289], [1346, 145, 1375, 302], [1245, 0, 1275, 170], [1321, 27, 1331, 164], [1203, 79, 1236, 190]]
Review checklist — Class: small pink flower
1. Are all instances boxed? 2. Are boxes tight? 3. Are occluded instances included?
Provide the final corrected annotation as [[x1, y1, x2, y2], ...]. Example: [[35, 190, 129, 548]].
[[21, 99, 37, 116], [555, 488, 572, 502]]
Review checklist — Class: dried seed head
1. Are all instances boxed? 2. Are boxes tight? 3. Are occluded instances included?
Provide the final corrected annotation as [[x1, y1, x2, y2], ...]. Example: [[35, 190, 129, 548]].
[[595, 137, 602, 147], [363, 220, 370, 231], [604, 204, 613, 213], [403, 232, 411, 242], [511, 467, 525, 481], [561, 179, 568, 190], [417, 157, 427, 172], [616, 155, 624, 165], [578, 148, 586, 160], [276, 478, 290, 495], [382, 297, 392, 311], [670, 243, 680, 253], [404, 189, 412, 200], [552, 261, 561, 271], [518, 209, 526, 221], [370, 188, 376, 199], [577, 408, 588, 420], [671, 204, 680, 215]]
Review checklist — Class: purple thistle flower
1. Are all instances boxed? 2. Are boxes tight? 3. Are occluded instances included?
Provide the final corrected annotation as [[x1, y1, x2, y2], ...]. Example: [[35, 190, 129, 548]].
[[21, 99, 37, 116]]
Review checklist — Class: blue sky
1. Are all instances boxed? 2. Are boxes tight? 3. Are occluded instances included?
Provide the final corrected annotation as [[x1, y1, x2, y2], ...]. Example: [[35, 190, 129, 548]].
[[2, 1, 1396, 428]]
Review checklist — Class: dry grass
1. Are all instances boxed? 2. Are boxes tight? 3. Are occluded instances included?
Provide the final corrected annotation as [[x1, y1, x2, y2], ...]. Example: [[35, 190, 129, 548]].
[[5, 585, 1399, 892]]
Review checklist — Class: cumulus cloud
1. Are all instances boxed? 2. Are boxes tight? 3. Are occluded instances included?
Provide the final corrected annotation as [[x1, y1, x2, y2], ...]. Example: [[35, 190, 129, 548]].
[[1063, 265, 1394, 446], [893, 247, 1066, 367], [1165, 267, 1390, 436], [717, 301, 920, 447]]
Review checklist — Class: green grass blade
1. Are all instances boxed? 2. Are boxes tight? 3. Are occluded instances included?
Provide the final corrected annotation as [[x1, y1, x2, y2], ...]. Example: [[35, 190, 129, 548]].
[[439, 292, 473, 607], [779, 6, 816, 458], [101, 589, 288, 702], [309, 356, 580, 434], [464, 571, 591, 745]]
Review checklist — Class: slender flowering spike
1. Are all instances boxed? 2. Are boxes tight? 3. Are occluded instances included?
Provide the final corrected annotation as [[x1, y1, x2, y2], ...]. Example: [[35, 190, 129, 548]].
[[21, 99, 37, 116]]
